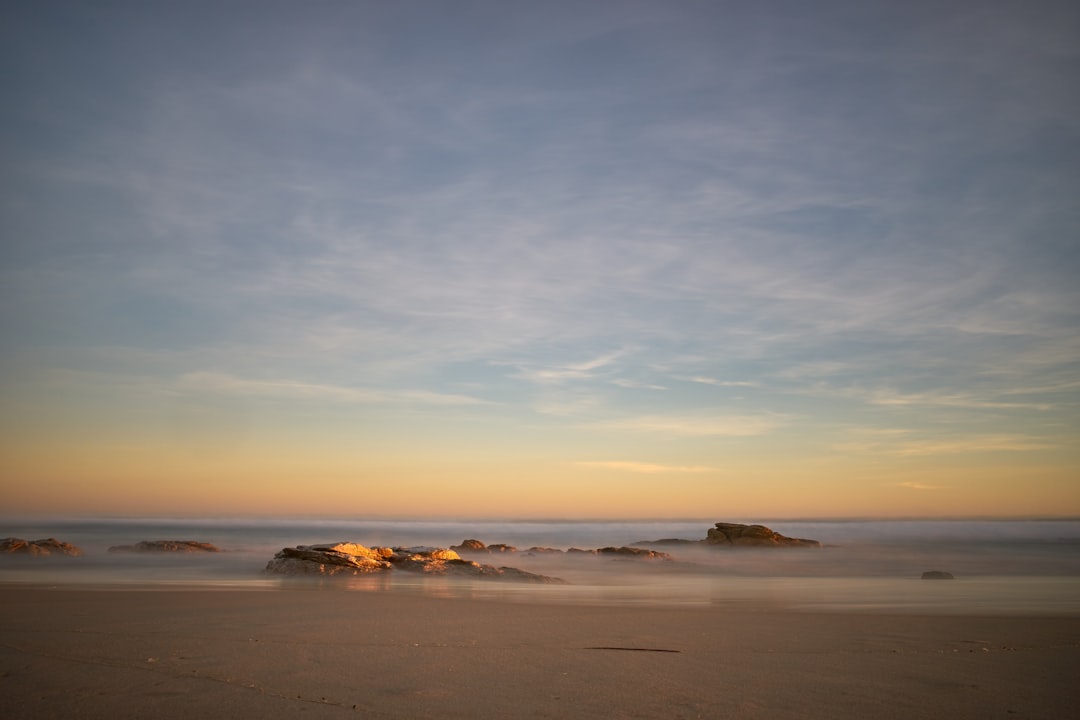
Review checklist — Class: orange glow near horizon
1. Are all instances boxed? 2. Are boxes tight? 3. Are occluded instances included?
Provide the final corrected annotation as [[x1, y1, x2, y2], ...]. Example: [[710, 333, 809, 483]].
[[3, 428, 1077, 519]]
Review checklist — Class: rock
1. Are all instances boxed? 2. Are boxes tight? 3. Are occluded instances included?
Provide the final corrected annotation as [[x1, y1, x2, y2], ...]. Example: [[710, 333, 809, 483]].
[[596, 547, 673, 560], [635, 522, 821, 548], [0, 537, 84, 557], [921, 570, 955, 580], [265, 543, 392, 575], [705, 523, 820, 548], [108, 540, 220, 553], [451, 539, 488, 552], [451, 539, 518, 553], [264, 542, 564, 583], [631, 538, 701, 547], [489, 566, 565, 583]]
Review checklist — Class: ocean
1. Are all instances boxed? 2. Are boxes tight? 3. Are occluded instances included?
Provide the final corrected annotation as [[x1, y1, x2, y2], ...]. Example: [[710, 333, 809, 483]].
[[2, 518, 1078, 614]]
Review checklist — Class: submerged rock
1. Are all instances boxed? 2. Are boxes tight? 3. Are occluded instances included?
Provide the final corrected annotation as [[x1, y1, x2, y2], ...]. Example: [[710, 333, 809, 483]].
[[0, 537, 84, 557], [264, 542, 564, 583], [596, 547, 672, 560], [108, 540, 220, 553], [921, 570, 955, 580], [454, 541, 672, 560], [631, 538, 701, 546]]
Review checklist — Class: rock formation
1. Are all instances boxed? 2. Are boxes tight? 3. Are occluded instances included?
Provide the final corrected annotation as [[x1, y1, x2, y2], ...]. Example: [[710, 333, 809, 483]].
[[706, 523, 821, 547], [264, 542, 564, 583], [921, 570, 955, 580], [452, 539, 672, 560], [451, 539, 520, 553], [0, 537, 84, 557], [635, 522, 821, 548], [596, 546, 672, 559], [108, 540, 220, 553]]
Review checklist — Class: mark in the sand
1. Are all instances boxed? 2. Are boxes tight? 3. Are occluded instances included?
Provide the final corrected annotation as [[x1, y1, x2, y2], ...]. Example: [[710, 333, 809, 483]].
[[586, 646, 681, 653]]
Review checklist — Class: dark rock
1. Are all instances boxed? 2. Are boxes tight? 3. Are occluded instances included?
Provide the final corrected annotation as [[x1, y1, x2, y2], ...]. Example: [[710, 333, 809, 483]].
[[108, 540, 220, 553], [921, 570, 955, 580], [451, 539, 488, 552], [596, 547, 673, 560], [635, 522, 820, 548], [632, 538, 701, 547], [706, 522, 821, 548], [0, 537, 84, 557], [451, 539, 519, 554], [490, 566, 565, 583]]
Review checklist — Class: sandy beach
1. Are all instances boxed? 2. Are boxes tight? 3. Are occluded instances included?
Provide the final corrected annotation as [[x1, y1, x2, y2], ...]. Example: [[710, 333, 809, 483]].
[[1, 586, 1077, 719]]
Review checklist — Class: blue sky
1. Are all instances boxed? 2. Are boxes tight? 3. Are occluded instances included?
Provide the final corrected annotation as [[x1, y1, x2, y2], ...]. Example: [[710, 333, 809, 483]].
[[2, 1, 1078, 517]]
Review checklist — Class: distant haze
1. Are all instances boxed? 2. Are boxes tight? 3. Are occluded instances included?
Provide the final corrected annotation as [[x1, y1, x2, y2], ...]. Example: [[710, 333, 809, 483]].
[[2, 1, 1077, 518]]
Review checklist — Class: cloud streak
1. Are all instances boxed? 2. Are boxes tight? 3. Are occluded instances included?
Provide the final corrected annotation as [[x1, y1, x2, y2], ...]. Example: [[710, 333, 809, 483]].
[[576, 461, 718, 474], [835, 434, 1057, 457], [179, 372, 491, 407], [595, 413, 787, 438]]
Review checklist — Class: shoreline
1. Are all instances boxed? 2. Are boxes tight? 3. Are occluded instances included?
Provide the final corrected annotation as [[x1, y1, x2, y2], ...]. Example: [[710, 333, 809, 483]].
[[3, 585, 1078, 719]]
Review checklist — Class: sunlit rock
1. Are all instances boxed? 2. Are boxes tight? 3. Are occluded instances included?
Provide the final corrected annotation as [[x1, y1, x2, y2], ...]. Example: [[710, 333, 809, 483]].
[[388, 546, 462, 561], [108, 540, 220, 553], [453, 539, 488, 552], [264, 542, 563, 582], [0, 537, 84, 557], [264, 543, 392, 575]]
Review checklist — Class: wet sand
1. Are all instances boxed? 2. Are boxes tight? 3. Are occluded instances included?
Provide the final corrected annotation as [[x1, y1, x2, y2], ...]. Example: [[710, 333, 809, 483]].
[[2, 586, 1077, 719]]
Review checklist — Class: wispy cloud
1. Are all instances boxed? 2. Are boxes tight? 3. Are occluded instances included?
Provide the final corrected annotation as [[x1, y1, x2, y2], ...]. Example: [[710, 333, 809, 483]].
[[510, 350, 629, 385], [887, 436, 1057, 456], [861, 389, 1054, 412], [612, 378, 667, 390], [680, 376, 758, 388], [179, 372, 490, 407], [891, 481, 945, 490], [576, 461, 717, 474], [835, 433, 1056, 457], [595, 413, 787, 437]]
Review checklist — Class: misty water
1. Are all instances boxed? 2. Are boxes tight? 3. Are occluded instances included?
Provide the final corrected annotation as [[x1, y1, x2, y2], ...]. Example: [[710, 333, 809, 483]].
[[2, 518, 1078, 614]]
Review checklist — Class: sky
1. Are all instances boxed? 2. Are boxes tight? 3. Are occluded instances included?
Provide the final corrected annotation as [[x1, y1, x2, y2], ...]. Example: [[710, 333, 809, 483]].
[[1, 0, 1078, 519]]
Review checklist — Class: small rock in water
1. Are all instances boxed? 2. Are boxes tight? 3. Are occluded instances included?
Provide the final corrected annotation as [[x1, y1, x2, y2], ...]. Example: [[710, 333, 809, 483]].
[[108, 540, 220, 553], [635, 522, 821, 548], [921, 570, 955, 580], [706, 522, 821, 547], [0, 537, 84, 557], [596, 547, 672, 560]]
